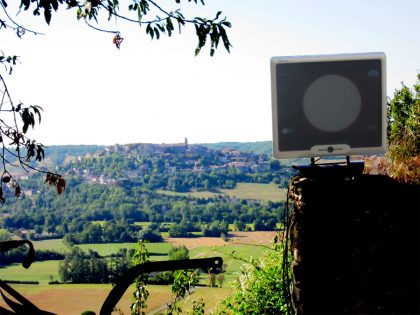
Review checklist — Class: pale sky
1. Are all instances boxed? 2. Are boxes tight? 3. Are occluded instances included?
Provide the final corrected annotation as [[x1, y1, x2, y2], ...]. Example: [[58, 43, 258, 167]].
[[2, 0, 419, 146]]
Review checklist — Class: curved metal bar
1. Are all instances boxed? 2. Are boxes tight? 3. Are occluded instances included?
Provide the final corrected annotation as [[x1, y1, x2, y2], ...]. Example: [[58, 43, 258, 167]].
[[0, 240, 35, 269], [0, 280, 56, 314], [100, 257, 223, 315]]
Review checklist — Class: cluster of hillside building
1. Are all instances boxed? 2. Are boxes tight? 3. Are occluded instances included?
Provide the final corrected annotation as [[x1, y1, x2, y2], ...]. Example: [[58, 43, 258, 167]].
[[71, 139, 273, 185]]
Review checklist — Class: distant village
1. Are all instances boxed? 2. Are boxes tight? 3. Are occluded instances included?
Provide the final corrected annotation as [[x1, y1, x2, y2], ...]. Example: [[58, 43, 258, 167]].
[[69, 139, 273, 186]]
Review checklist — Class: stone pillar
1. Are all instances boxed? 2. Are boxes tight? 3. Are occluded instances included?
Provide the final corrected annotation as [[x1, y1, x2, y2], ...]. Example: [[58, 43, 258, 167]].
[[288, 174, 419, 314]]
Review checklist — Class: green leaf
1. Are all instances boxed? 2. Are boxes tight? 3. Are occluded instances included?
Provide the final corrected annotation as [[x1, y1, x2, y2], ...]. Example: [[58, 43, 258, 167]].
[[157, 24, 165, 32], [146, 24, 154, 39], [51, 0, 58, 11], [137, 6, 142, 22], [21, 0, 30, 10], [44, 7, 52, 25], [22, 123, 29, 134], [222, 21, 232, 28], [36, 145, 45, 161], [176, 15, 185, 33], [31, 105, 43, 124], [218, 25, 231, 53], [154, 27, 160, 40], [211, 24, 219, 48], [166, 17, 174, 36], [0, 188, 5, 203]]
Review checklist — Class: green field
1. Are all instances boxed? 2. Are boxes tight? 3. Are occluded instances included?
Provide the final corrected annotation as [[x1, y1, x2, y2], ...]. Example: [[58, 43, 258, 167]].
[[189, 244, 268, 286], [133, 221, 152, 228], [171, 287, 233, 314], [77, 242, 137, 256], [0, 260, 61, 284], [157, 182, 286, 202], [1, 241, 268, 286], [32, 239, 69, 253], [77, 241, 174, 258], [32, 239, 175, 257]]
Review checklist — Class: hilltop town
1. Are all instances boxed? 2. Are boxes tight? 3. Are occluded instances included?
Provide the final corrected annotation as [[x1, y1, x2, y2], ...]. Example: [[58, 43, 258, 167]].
[[63, 139, 278, 188]]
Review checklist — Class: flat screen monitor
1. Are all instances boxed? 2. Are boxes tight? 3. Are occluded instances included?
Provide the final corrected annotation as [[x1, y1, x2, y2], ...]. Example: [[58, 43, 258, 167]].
[[270, 52, 387, 159]]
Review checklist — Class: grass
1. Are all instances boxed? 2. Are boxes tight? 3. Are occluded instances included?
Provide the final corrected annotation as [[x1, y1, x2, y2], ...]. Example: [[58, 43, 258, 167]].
[[189, 243, 269, 287], [32, 239, 69, 253], [173, 287, 233, 314], [0, 260, 61, 284], [133, 221, 152, 228], [156, 189, 216, 199], [157, 182, 286, 202], [77, 241, 174, 258], [77, 242, 137, 256]]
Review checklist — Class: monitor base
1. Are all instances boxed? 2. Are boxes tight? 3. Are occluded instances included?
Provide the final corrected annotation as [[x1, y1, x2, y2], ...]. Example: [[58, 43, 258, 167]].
[[292, 157, 365, 179]]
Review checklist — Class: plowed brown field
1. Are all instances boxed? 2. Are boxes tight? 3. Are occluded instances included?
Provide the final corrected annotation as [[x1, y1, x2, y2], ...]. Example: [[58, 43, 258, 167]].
[[165, 231, 280, 249], [0, 284, 172, 315]]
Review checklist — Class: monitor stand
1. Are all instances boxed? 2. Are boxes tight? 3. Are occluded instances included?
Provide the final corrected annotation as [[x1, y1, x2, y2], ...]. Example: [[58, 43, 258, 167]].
[[292, 156, 365, 179]]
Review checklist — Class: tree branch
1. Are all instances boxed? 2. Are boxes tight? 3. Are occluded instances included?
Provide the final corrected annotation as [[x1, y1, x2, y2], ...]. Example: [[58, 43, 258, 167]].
[[0, 1, 44, 36]]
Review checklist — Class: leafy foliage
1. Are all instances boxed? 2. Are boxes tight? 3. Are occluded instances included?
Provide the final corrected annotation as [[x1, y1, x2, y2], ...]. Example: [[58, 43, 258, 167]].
[[388, 73, 420, 159], [366, 73, 420, 183], [5, 0, 232, 56], [1, 174, 286, 238], [131, 240, 150, 315], [191, 299, 205, 315], [166, 269, 200, 314], [58, 246, 109, 283], [0, 70, 65, 203], [168, 245, 189, 261], [128, 241, 203, 315], [201, 220, 228, 237], [64, 220, 140, 244], [221, 237, 293, 315]]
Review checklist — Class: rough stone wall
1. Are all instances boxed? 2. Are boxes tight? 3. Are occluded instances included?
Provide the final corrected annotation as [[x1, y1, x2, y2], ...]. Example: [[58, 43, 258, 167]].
[[288, 173, 419, 314]]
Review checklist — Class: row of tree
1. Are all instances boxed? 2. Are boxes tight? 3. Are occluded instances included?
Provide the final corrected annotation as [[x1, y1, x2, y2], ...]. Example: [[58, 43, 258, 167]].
[[2, 173, 286, 239], [58, 244, 191, 285]]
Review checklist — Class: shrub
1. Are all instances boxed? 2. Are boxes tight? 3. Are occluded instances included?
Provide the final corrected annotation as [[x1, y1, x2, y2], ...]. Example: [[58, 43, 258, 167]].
[[222, 240, 293, 315], [386, 73, 420, 183]]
